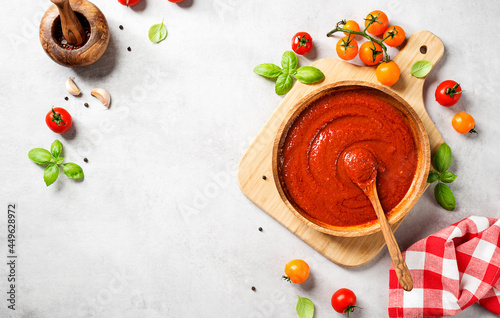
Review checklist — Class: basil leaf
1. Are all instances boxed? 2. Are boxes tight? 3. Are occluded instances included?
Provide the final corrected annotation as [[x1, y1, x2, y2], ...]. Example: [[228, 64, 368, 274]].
[[281, 51, 298, 74], [432, 142, 452, 173], [51, 140, 63, 158], [295, 66, 325, 84], [63, 163, 84, 179], [253, 63, 282, 78], [427, 171, 439, 183], [296, 296, 314, 318], [149, 20, 168, 43], [440, 171, 457, 183], [44, 164, 59, 187], [275, 72, 294, 96], [28, 148, 52, 164], [410, 60, 433, 78], [434, 183, 456, 211], [56, 157, 65, 165]]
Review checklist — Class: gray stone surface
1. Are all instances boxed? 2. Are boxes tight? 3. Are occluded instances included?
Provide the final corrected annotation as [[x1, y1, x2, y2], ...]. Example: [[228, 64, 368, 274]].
[[0, 0, 499, 317]]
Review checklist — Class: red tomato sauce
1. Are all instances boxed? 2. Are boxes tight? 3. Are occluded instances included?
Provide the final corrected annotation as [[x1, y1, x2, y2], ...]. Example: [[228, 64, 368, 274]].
[[280, 89, 418, 227]]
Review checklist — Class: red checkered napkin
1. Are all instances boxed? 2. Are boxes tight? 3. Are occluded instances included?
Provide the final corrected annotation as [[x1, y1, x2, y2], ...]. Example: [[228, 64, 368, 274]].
[[388, 216, 500, 317]]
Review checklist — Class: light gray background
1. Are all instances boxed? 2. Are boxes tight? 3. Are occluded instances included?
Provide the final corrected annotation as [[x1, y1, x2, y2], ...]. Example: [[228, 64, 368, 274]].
[[1, 0, 499, 317]]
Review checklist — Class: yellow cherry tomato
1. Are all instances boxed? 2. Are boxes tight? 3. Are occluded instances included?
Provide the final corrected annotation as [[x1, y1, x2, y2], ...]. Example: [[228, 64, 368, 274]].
[[383, 26, 406, 47], [359, 41, 383, 65], [365, 10, 389, 35], [452, 112, 476, 134], [343, 20, 360, 37], [336, 36, 358, 61], [376, 61, 400, 86], [283, 259, 310, 284]]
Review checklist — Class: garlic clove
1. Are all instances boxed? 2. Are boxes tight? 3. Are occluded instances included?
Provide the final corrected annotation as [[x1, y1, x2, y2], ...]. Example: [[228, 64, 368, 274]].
[[66, 77, 81, 96], [91, 88, 111, 108]]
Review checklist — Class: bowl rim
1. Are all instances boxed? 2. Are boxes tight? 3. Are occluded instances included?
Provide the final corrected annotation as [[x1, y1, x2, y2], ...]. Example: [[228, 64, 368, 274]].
[[272, 80, 431, 237]]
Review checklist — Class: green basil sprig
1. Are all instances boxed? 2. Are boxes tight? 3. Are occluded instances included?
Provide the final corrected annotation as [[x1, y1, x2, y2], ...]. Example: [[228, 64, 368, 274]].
[[427, 143, 457, 210], [28, 140, 84, 186], [254, 51, 325, 96], [296, 296, 314, 318]]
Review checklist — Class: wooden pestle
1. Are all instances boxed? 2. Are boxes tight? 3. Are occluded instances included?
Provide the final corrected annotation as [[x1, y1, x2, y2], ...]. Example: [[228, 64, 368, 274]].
[[51, 0, 86, 46]]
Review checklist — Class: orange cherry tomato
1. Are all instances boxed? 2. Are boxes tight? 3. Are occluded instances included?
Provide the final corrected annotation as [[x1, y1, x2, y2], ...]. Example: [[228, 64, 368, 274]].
[[364, 10, 389, 35], [376, 61, 400, 86], [452, 112, 477, 134], [283, 259, 310, 284], [336, 36, 358, 61], [383, 26, 406, 47], [359, 41, 383, 65], [343, 20, 360, 37]]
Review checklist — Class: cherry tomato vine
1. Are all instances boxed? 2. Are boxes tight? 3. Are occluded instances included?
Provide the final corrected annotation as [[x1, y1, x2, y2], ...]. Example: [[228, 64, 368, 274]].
[[327, 18, 393, 63]]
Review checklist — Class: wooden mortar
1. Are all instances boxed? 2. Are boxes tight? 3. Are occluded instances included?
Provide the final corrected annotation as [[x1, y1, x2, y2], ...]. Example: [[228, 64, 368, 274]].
[[39, 0, 109, 68]]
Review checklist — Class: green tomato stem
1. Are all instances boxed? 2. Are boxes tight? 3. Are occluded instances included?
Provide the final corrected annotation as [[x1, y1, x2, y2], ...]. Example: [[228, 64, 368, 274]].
[[445, 83, 462, 98], [51, 108, 65, 127]]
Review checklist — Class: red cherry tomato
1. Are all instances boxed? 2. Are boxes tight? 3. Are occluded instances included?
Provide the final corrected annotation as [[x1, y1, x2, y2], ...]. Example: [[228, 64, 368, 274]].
[[118, 0, 141, 6], [364, 10, 389, 35], [452, 112, 476, 134], [359, 41, 383, 65], [282, 259, 310, 284], [331, 288, 357, 314], [336, 36, 358, 61], [435, 80, 462, 107], [46, 107, 72, 134], [376, 61, 400, 86], [291, 32, 313, 55], [383, 26, 406, 47]]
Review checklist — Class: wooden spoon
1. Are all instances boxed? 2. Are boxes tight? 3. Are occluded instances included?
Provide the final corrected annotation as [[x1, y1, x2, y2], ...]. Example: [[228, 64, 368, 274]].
[[51, 0, 86, 46], [344, 148, 413, 291]]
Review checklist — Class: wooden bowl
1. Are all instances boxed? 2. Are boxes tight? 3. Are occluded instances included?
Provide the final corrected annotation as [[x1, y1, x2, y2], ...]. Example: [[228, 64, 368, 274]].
[[39, 0, 109, 68], [272, 80, 431, 237]]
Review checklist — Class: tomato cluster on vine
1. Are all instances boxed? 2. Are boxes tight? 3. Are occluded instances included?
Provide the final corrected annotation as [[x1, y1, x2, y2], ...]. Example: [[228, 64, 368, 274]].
[[328, 10, 406, 86]]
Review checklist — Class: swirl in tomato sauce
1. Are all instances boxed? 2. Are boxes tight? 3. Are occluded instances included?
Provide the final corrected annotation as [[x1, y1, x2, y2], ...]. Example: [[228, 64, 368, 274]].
[[280, 89, 418, 227]]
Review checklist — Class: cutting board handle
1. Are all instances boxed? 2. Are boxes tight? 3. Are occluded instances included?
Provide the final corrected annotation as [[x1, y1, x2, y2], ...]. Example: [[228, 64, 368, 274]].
[[392, 30, 445, 152], [393, 30, 444, 90]]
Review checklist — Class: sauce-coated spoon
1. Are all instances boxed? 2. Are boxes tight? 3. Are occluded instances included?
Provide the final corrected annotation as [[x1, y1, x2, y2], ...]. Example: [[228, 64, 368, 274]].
[[344, 148, 413, 291]]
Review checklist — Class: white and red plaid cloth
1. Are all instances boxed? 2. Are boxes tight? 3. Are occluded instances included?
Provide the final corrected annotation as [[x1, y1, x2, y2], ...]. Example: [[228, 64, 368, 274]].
[[389, 216, 500, 317]]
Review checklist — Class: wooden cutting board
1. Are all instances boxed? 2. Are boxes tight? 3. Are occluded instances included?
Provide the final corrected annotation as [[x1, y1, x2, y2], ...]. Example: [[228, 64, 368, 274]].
[[238, 31, 445, 267]]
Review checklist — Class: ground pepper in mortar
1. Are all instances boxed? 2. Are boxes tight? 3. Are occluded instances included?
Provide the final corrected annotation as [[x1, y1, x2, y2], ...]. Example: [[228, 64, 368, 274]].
[[54, 13, 91, 50]]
